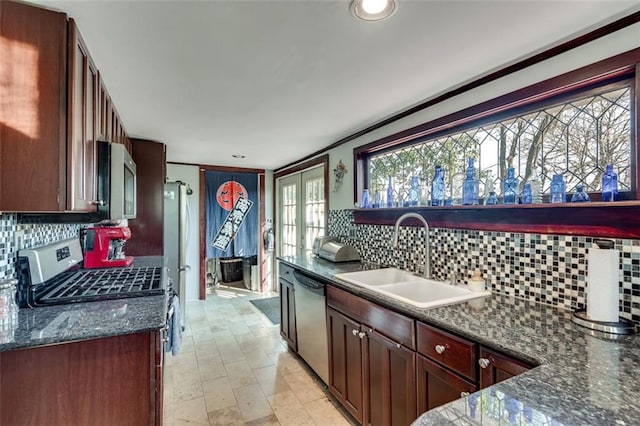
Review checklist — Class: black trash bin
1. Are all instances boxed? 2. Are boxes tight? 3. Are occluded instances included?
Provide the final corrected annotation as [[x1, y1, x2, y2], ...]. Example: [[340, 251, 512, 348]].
[[219, 257, 243, 282], [243, 255, 258, 290]]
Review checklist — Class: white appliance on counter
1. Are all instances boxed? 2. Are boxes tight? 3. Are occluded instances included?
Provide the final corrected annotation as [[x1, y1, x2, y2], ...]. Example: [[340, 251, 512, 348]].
[[164, 182, 189, 328]]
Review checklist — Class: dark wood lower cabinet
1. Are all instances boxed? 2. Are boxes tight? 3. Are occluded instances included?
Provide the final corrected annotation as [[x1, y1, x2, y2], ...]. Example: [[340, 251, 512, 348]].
[[364, 329, 417, 426], [479, 347, 534, 388], [0, 331, 163, 426], [327, 307, 365, 423], [417, 354, 477, 413], [279, 279, 297, 350]]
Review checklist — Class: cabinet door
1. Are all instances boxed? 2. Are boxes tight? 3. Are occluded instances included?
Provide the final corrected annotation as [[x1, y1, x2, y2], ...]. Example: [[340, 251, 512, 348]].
[[327, 307, 364, 424], [417, 354, 477, 413], [0, 1, 67, 211], [479, 347, 533, 388], [279, 279, 297, 350], [364, 329, 417, 426], [67, 19, 98, 211]]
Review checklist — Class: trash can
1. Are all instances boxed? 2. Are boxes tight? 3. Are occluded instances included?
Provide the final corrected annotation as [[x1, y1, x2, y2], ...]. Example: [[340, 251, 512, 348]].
[[219, 257, 243, 282], [243, 255, 258, 290]]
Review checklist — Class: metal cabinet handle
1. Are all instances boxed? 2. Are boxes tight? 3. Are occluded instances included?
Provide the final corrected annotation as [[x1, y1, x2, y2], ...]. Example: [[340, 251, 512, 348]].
[[435, 344, 446, 354], [352, 329, 358, 336], [91, 200, 106, 206], [396, 343, 401, 349], [460, 392, 470, 398], [358, 331, 366, 339], [478, 358, 491, 369]]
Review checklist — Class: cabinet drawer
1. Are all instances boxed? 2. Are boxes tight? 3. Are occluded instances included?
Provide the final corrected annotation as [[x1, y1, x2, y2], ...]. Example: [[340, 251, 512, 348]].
[[327, 286, 415, 350], [279, 263, 295, 283], [417, 322, 477, 381]]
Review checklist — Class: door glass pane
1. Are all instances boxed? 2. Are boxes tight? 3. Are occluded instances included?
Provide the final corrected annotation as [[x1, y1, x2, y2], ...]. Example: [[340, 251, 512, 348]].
[[304, 176, 325, 253], [281, 183, 297, 257]]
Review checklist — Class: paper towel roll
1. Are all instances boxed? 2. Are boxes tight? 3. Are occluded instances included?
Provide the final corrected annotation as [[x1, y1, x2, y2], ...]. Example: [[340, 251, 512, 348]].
[[587, 247, 619, 322]]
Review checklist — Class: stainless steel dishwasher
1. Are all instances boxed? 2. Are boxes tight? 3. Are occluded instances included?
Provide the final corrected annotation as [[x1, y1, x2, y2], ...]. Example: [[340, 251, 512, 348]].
[[292, 270, 329, 384]]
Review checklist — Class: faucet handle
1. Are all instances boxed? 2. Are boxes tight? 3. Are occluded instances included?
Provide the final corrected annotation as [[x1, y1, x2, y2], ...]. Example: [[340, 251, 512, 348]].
[[450, 271, 459, 286]]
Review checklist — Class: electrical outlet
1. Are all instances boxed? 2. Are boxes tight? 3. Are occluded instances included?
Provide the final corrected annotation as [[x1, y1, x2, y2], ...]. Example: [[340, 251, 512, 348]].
[[14, 230, 24, 251]]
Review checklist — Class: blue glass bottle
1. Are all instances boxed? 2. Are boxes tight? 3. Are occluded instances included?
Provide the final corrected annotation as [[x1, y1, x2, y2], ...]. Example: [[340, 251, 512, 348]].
[[462, 158, 479, 205], [386, 177, 394, 207], [485, 191, 499, 205], [601, 164, 618, 202], [571, 185, 590, 202], [503, 167, 518, 204], [362, 189, 370, 208], [373, 190, 381, 208], [550, 173, 566, 203], [521, 183, 532, 204], [431, 166, 445, 206], [409, 176, 420, 206]]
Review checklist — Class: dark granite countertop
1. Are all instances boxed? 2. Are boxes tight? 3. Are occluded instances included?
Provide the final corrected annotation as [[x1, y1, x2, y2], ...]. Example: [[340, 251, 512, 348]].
[[279, 255, 640, 426], [0, 256, 168, 352]]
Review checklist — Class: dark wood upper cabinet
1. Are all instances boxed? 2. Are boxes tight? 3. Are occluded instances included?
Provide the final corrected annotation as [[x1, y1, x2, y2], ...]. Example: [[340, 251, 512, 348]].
[[0, 1, 68, 212], [0, 1, 131, 213], [127, 139, 166, 256], [67, 18, 98, 212]]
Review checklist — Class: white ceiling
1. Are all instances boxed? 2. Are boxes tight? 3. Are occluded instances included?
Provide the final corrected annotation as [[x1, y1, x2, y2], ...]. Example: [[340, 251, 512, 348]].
[[31, 0, 640, 170]]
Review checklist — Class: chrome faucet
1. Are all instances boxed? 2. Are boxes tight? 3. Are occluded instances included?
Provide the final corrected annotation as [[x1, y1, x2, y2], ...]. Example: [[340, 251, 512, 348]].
[[392, 212, 430, 279]]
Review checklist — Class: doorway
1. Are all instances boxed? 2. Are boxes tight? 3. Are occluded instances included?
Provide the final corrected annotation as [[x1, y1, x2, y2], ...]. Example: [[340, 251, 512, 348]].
[[203, 170, 260, 294]]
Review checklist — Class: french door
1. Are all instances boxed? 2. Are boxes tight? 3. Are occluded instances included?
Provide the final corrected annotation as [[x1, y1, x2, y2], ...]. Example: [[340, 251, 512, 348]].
[[278, 166, 326, 257]]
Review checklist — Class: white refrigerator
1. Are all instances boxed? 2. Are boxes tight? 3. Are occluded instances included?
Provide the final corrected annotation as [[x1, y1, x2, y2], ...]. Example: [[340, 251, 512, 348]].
[[164, 182, 188, 328]]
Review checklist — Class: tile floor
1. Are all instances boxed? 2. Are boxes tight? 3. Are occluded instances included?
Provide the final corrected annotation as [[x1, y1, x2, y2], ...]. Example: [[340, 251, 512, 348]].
[[163, 285, 354, 425]]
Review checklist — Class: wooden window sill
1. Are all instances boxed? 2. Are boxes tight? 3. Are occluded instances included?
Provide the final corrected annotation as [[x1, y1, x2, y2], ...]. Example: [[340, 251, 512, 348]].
[[351, 201, 640, 239]]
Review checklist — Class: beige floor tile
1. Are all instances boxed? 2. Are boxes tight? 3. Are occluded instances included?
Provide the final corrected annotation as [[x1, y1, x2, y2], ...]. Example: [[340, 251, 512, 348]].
[[269, 351, 304, 376], [245, 414, 281, 425], [208, 405, 245, 426], [198, 358, 228, 382], [244, 349, 275, 370], [172, 396, 209, 424], [253, 365, 292, 397], [225, 360, 258, 389], [304, 397, 353, 426], [282, 371, 325, 404], [172, 372, 204, 402], [202, 376, 237, 411], [233, 383, 274, 422]]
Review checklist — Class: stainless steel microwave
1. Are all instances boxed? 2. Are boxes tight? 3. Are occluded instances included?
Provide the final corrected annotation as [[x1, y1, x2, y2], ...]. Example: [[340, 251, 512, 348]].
[[96, 141, 137, 220]]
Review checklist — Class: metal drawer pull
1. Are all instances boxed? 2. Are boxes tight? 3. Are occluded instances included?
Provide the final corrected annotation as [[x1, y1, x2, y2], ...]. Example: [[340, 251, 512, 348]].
[[435, 344, 446, 354], [478, 358, 491, 369], [460, 392, 470, 398], [358, 331, 366, 339], [352, 329, 358, 336]]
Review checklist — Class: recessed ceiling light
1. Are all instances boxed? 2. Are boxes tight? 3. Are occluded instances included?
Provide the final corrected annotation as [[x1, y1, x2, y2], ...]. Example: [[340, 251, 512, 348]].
[[351, 0, 397, 21], [232, 154, 246, 159]]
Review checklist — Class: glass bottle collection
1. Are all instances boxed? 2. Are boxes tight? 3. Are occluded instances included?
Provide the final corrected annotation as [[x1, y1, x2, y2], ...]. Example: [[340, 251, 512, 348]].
[[360, 162, 619, 208]]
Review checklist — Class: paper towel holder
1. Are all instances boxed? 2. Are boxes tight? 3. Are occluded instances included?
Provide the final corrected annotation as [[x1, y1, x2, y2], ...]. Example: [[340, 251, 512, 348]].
[[573, 311, 637, 335]]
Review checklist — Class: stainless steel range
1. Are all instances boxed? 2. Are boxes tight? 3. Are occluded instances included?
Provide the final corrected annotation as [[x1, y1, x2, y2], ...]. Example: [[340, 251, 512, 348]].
[[16, 237, 165, 308]]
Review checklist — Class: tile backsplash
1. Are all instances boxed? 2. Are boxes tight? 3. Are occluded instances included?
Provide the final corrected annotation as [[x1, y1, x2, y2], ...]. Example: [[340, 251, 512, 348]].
[[0, 214, 85, 280], [328, 210, 640, 325]]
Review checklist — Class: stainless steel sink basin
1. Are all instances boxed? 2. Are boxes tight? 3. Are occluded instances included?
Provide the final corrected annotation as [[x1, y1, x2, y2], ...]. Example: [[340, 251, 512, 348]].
[[334, 268, 491, 308]]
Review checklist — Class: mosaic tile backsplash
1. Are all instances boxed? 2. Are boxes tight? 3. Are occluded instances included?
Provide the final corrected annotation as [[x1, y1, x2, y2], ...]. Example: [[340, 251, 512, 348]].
[[328, 210, 640, 325], [0, 214, 84, 280]]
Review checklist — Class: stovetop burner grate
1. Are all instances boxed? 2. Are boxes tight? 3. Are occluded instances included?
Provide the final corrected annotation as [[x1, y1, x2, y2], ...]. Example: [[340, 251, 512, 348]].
[[37, 266, 163, 304]]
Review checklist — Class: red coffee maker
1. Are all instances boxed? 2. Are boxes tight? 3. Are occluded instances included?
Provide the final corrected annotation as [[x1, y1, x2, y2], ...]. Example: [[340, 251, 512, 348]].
[[83, 225, 134, 268]]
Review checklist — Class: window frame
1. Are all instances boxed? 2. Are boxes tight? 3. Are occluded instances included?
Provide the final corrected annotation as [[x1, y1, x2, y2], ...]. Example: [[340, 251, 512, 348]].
[[353, 48, 640, 239]]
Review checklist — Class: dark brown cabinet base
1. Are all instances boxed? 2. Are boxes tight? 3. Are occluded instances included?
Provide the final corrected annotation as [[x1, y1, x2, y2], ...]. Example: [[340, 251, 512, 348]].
[[0, 331, 163, 426]]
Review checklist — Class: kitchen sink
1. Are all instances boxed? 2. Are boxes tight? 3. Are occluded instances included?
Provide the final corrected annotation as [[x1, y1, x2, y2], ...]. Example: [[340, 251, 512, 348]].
[[333, 268, 423, 287], [334, 268, 491, 308]]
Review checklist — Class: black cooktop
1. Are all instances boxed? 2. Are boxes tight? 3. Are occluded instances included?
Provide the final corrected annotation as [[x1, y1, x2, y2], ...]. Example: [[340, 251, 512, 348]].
[[23, 266, 164, 307]]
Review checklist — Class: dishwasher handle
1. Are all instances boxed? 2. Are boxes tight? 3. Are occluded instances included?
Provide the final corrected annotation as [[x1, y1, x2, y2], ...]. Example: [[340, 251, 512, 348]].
[[293, 271, 326, 292]]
